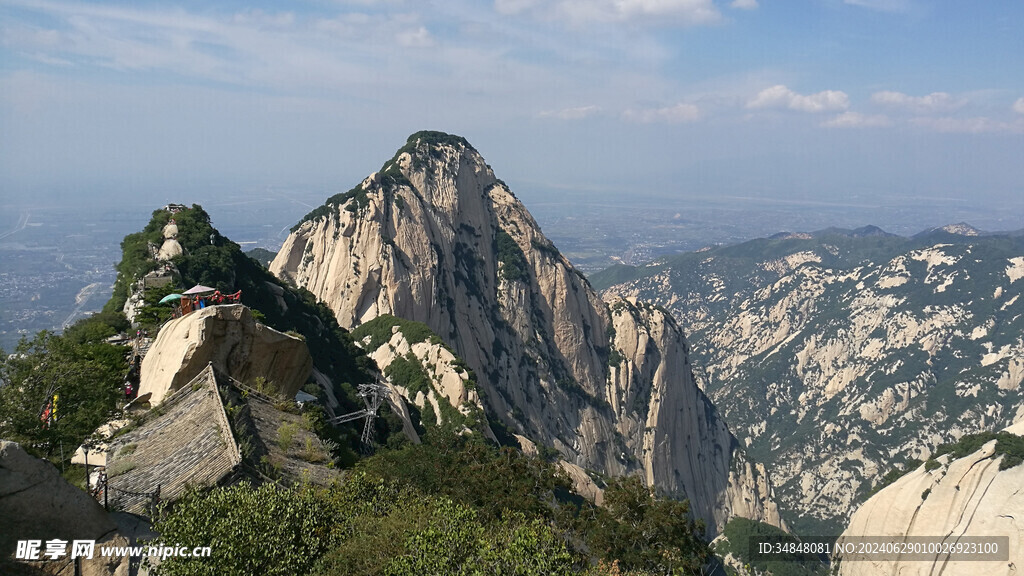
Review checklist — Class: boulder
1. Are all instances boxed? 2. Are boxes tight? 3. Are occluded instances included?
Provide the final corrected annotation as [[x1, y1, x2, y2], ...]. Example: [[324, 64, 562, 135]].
[[558, 461, 604, 506], [139, 304, 312, 405], [0, 441, 116, 559], [156, 238, 182, 261]]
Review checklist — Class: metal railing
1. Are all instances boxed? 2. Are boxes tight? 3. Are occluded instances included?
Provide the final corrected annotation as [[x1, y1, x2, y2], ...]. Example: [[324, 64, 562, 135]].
[[94, 470, 161, 515]]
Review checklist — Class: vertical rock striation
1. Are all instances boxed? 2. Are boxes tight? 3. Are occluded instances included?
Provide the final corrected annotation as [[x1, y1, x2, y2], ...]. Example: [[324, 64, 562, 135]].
[[835, 422, 1024, 576], [271, 131, 782, 534]]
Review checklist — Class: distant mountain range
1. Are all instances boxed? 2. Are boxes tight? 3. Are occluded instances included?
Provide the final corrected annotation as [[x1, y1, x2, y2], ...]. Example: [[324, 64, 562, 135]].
[[592, 226, 1024, 535]]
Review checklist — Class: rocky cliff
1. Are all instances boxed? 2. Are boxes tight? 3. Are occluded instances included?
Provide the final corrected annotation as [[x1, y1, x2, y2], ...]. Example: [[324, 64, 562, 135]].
[[0, 441, 132, 576], [353, 315, 490, 442], [594, 231, 1024, 534], [0, 441, 116, 554], [270, 131, 783, 534], [140, 304, 312, 405], [834, 422, 1024, 576]]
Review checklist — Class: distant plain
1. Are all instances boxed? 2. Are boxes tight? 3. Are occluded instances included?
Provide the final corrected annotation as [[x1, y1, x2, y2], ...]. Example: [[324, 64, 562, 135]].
[[2, 185, 1021, 351]]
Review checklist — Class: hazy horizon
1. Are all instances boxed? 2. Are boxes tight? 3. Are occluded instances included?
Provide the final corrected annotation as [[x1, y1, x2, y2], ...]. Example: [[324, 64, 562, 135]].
[[2, 0, 1023, 226]]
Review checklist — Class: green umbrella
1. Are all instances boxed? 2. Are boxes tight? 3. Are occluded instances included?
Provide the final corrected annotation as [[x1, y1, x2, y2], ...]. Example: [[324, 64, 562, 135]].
[[159, 293, 184, 304]]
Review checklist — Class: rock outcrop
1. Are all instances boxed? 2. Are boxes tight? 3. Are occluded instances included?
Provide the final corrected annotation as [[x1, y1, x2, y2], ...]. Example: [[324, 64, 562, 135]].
[[271, 131, 783, 534], [0, 441, 116, 559], [834, 422, 1024, 576], [356, 317, 490, 441], [594, 231, 1024, 532], [559, 460, 605, 505], [0, 441, 138, 576], [156, 221, 182, 261], [139, 304, 312, 405]]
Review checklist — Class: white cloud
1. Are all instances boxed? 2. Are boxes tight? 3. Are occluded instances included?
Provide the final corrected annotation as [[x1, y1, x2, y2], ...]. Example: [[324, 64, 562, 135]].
[[539, 105, 601, 120], [24, 52, 76, 67], [910, 116, 1024, 134], [494, 0, 540, 15], [730, 0, 759, 9], [821, 111, 892, 128], [870, 91, 965, 114], [396, 26, 434, 47], [232, 9, 296, 28], [0, 0, 472, 93], [747, 85, 849, 113], [494, 0, 723, 26], [843, 0, 912, 13], [623, 102, 700, 123], [1013, 97, 1024, 115]]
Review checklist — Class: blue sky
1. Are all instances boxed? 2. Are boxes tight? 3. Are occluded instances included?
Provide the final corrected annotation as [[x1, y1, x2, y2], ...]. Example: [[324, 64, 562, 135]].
[[2, 0, 1023, 221]]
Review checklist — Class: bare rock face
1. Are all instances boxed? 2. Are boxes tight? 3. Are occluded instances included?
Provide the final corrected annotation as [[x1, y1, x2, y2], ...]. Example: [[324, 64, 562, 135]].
[[835, 422, 1024, 576], [598, 235, 1024, 532], [156, 221, 182, 261], [360, 322, 490, 441], [270, 131, 782, 535], [607, 299, 786, 531], [139, 304, 312, 405], [0, 440, 116, 559], [558, 460, 604, 505]]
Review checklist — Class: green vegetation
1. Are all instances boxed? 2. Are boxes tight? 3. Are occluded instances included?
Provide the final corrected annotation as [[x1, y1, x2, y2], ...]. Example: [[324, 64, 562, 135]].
[[421, 401, 437, 428], [608, 347, 624, 366], [496, 228, 529, 282], [253, 376, 281, 396], [866, 458, 921, 498], [384, 353, 431, 397], [62, 310, 130, 344], [90, 198, 718, 575], [0, 326, 127, 461], [61, 463, 89, 491], [356, 436, 709, 573], [378, 349, 485, 436], [713, 518, 828, 576], [931, 431, 998, 460], [589, 476, 708, 573], [928, 431, 1024, 471], [244, 247, 277, 267], [351, 314, 438, 351], [150, 481, 338, 576], [290, 186, 374, 232], [106, 459, 136, 478], [150, 436, 711, 576], [589, 227, 1024, 534], [98, 204, 391, 457], [859, 431, 1024, 506], [105, 224, 166, 314], [133, 283, 180, 329], [531, 238, 561, 259], [277, 422, 300, 452], [300, 437, 327, 464], [402, 130, 474, 151]]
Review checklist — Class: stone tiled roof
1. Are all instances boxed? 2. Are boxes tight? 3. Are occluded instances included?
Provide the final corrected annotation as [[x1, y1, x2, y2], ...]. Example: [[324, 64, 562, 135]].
[[105, 364, 241, 514]]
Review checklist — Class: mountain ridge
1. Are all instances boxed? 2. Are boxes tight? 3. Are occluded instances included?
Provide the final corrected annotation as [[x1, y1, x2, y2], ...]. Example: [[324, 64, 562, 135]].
[[270, 131, 786, 535], [594, 228, 1024, 534]]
